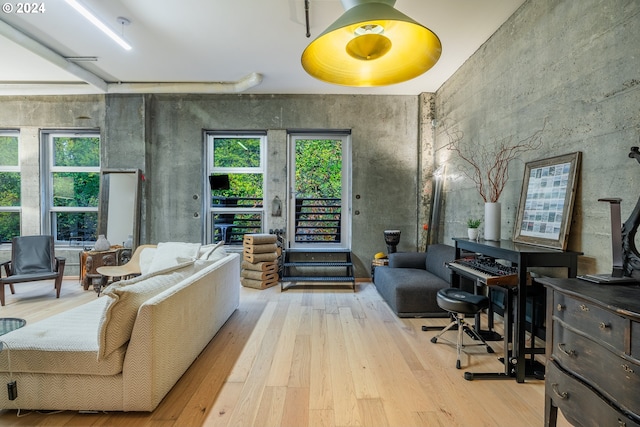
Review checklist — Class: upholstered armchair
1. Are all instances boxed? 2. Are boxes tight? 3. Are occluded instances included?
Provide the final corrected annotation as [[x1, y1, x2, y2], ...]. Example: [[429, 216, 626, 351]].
[[0, 235, 66, 306]]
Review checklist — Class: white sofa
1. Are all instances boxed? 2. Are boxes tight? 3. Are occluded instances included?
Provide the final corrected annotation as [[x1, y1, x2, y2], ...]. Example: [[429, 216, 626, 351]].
[[0, 242, 240, 412]]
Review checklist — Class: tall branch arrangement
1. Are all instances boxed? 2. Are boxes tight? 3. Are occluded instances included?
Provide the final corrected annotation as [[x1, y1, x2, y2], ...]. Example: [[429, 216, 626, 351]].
[[444, 121, 546, 203]]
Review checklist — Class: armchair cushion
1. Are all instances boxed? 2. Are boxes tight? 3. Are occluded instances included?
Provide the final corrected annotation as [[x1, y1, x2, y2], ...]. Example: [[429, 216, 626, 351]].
[[11, 235, 55, 274]]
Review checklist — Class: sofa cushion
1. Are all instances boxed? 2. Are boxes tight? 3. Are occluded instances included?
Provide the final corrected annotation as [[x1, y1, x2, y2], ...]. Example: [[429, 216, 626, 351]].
[[0, 298, 126, 376], [147, 242, 201, 274], [198, 241, 227, 262], [139, 247, 156, 275], [425, 244, 455, 283], [388, 252, 427, 269], [97, 261, 196, 360]]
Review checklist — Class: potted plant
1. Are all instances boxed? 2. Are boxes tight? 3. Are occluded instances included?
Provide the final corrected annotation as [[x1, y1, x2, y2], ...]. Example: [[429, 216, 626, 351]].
[[467, 218, 481, 240]]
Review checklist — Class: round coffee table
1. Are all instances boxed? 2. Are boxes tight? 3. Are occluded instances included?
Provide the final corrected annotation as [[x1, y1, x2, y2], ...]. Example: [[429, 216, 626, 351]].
[[0, 317, 26, 336]]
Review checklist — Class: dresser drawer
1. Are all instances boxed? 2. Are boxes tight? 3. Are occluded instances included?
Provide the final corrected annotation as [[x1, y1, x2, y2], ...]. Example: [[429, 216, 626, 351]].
[[632, 320, 640, 361], [546, 362, 640, 427], [553, 292, 627, 352], [552, 323, 640, 418]]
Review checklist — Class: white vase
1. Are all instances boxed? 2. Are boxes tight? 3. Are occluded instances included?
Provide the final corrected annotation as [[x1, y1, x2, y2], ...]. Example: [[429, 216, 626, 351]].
[[124, 234, 133, 249], [467, 228, 479, 240], [94, 234, 111, 251], [484, 202, 501, 241]]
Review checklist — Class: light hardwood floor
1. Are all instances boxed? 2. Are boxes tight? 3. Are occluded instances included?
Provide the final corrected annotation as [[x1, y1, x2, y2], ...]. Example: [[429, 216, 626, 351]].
[[0, 278, 571, 426]]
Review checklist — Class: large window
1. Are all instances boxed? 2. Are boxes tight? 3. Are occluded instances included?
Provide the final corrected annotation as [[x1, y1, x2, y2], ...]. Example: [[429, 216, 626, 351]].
[[43, 132, 100, 245], [0, 131, 20, 243], [206, 133, 265, 245]]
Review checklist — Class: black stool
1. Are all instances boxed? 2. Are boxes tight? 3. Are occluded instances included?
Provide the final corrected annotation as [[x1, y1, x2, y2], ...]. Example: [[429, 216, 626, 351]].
[[425, 288, 494, 369]]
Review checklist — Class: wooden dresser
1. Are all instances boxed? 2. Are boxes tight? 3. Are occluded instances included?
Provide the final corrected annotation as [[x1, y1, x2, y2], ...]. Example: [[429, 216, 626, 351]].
[[539, 278, 640, 427]]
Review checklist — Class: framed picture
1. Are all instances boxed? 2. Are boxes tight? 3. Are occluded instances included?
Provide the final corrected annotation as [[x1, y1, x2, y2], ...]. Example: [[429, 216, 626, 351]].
[[513, 152, 582, 250]]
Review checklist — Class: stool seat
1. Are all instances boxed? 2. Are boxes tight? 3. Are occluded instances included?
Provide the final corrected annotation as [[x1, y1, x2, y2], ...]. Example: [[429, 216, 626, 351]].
[[427, 287, 494, 369], [436, 288, 489, 314]]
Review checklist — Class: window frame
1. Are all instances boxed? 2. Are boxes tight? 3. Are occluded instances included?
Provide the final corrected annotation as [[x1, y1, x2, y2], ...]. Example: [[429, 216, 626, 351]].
[[0, 130, 21, 242], [41, 130, 101, 245], [204, 132, 266, 245]]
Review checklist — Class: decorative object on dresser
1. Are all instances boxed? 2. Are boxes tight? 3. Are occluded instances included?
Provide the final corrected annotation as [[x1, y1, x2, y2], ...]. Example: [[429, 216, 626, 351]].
[[539, 278, 640, 427], [578, 147, 640, 284], [93, 234, 111, 251]]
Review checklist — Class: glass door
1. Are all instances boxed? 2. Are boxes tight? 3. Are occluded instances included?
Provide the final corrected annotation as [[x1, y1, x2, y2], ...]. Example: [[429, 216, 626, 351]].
[[287, 133, 351, 250]]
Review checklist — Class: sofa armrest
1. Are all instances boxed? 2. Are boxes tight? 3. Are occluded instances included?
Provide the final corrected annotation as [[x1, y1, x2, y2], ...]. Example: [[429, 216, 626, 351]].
[[388, 252, 427, 269]]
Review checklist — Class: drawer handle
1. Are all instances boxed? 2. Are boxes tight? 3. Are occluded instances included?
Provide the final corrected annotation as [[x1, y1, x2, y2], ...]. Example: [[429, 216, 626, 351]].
[[579, 304, 589, 312], [558, 343, 576, 357], [622, 364, 635, 374], [599, 322, 611, 330], [556, 304, 565, 311], [551, 383, 568, 400]]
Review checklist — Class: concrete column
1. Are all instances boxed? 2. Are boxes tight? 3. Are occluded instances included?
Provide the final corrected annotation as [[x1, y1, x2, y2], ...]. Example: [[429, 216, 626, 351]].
[[19, 127, 41, 236], [265, 129, 288, 235]]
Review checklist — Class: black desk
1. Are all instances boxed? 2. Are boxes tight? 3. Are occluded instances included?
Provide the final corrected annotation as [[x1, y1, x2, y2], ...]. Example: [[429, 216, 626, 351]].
[[452, 238, 582, 382]]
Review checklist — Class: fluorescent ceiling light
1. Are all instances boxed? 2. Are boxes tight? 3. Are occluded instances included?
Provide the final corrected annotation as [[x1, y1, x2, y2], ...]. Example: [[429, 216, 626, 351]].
[[65, 0, 132, 51]]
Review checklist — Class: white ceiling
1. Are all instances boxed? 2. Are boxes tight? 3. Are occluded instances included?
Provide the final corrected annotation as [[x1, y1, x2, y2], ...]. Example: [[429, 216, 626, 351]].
[[0, 0, 526, 96]]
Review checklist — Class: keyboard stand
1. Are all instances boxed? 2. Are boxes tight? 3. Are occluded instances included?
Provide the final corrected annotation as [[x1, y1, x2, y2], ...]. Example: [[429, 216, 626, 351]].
[[452, 238, 582, 383]]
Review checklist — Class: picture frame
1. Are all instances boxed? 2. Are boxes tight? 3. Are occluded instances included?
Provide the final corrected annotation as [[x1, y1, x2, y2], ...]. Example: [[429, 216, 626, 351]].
[[513, 152, 582, 250]]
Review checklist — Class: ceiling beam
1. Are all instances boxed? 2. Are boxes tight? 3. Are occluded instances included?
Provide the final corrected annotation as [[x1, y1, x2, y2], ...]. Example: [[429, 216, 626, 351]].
[[0, 18, 108, 92]]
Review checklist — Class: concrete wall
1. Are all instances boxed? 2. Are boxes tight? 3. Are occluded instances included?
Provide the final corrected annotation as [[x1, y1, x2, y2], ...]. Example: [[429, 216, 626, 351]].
[[433, 0, 640, 274], [1, 94, 421, 277]]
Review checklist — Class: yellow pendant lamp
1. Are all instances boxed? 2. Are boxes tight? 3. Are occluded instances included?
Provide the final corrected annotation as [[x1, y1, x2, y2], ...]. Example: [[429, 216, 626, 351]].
[[301, 0, 442, 87]]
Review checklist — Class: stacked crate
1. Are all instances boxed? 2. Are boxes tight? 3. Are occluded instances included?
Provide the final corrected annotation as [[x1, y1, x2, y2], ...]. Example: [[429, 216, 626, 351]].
[[241, 233, 279, 289]]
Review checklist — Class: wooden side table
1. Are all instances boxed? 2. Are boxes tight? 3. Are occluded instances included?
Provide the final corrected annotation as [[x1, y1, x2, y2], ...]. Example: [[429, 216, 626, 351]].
[[371, 258, 389, 280], [79, 248, 130, 292]]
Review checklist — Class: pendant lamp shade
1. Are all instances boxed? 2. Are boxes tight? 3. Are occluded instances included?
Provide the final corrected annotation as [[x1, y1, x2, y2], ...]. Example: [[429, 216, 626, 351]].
[[301, 0, 442, 87]]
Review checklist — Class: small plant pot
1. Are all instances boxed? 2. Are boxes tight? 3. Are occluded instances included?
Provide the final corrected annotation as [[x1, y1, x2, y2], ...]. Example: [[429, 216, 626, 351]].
[[467, 228, 479, 240]]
